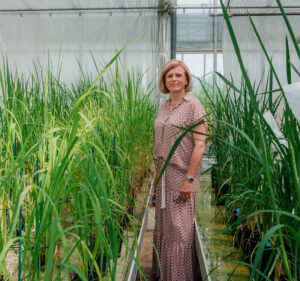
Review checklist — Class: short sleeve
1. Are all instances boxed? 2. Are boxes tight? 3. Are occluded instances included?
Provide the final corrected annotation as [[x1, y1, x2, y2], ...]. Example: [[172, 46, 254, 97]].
[[189, 99, 208, 130], [153, 101, 168, 167]]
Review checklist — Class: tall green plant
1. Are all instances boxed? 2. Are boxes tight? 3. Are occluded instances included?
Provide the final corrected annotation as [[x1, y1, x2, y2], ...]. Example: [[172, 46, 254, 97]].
[[0, 53, 155, 280]]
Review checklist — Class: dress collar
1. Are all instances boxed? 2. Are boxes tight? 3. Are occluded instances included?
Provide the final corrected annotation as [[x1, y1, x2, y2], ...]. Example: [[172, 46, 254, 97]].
[[181, 94, 191, 101], [168, 94, 190, 104], [167, 94, 190, 111]]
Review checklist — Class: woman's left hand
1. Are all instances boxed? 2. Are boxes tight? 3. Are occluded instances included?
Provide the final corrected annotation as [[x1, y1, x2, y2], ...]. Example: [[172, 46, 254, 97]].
[[180, 179, 193, 201]]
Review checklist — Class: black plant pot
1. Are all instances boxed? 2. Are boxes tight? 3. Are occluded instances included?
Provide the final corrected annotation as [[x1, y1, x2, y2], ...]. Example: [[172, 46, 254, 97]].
[[40, 251, 46, 268], [235, 223, 261, 261], [38, 246, 49, 271], [118, 217, 129, 257], [215, 182, 230, 206], [87, 235, 108, 280], [241, 229, 261, 262], [118, 232, 124, 257], [228, 208, 241, 231], [88, 252, 107, 280], [211, 167, 218, 190], [233, 223, 252, 248], [234, 223, 247, 248], [250, 242, 276, 281]]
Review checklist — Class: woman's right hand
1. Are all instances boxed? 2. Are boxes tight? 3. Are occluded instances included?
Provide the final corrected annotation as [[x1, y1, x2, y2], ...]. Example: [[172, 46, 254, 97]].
[[179, 179, 193, 201]]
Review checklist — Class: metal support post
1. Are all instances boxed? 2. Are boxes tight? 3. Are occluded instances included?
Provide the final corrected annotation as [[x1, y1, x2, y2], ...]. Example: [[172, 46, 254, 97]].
[[213, 0, 218, 132], [170, 2, 177, 59]]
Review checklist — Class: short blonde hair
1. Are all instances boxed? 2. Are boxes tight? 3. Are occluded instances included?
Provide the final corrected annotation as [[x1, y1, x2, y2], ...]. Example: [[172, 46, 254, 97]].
[[158, 59, 193, 94]]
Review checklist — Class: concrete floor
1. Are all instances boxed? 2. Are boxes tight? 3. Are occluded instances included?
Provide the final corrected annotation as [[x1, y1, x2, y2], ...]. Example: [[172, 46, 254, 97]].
[[136, 230, 155, 281], [136, 207, 155, 281]]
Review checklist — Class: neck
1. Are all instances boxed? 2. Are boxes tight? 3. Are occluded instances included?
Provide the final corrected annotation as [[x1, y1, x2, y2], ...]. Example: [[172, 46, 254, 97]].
[[169, 91, 187, 104]]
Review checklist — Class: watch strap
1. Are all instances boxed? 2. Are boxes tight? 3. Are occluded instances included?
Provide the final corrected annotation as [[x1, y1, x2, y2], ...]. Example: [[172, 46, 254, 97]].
[[185, 175, 194, 182]]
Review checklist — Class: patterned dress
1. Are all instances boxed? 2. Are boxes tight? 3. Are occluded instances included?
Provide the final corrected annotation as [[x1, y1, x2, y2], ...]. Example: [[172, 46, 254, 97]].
[[152, 94, 206, 281]]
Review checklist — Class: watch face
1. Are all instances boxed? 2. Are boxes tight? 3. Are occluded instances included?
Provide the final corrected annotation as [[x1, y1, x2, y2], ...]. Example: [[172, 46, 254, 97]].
[[186, 175, 194, 182], [189, 177, 194, 182]]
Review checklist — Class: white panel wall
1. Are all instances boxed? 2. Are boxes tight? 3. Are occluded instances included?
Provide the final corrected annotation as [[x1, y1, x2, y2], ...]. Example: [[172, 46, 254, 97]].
[[222, 15, 300, 91], [0, 10, 170, 101]]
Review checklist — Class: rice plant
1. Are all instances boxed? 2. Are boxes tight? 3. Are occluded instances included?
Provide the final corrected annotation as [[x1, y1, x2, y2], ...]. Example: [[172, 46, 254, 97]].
[[206, 1, 300, 280], [0, 54, 156, 280]]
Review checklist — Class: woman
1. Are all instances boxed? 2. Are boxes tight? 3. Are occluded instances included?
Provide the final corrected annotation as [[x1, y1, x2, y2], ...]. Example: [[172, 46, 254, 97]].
[[152, 60, 207, 281]]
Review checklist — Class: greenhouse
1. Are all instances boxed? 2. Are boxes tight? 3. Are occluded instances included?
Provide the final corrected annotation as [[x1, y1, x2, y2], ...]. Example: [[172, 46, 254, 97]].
[[0, 0, 299, 280]]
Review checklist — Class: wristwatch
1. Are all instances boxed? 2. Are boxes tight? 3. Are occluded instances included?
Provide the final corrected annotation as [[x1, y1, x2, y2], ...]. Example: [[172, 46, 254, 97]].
[[185, 175, 194, 183]]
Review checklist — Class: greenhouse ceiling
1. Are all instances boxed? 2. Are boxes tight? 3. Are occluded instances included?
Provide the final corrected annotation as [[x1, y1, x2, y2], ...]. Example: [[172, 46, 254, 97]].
[[1, 0, 299, 14], [225, 0, 300, 15], [0, 0, 177, 12], [226, 0, 300, 7]]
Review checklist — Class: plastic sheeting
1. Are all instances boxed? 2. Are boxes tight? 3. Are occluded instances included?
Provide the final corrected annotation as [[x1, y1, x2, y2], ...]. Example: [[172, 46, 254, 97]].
[[263, 111, 288, 147], [222, 14, 300, 92], [0, 7, 170, 102], [283, 82, 300, 123], [177, 14, 222, 51], [222, 0, 300, 92]]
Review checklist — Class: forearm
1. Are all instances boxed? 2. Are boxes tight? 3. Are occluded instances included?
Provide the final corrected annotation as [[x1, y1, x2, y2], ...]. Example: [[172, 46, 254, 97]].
[[180, 142, 205, 200], [186, 142, 205, 178]]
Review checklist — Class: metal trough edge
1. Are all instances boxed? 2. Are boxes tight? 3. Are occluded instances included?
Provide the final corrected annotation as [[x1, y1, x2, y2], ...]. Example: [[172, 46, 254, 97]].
[[195, 219, 212, 281], [126, 179, 154, 281]]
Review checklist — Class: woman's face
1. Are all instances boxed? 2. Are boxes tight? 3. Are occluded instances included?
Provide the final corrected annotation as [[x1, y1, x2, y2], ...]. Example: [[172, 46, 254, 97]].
[[165, 66, 187, 94]]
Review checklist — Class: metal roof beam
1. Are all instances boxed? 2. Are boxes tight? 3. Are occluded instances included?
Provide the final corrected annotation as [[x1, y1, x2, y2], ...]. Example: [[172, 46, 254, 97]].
[[0, 6, 164, 15], [176, 5, 300, 9]]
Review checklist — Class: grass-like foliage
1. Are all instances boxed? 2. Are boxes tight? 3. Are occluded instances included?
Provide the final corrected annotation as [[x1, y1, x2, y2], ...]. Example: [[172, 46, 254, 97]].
[[0, 54, 156, 280], [209, 1, 299, 280]]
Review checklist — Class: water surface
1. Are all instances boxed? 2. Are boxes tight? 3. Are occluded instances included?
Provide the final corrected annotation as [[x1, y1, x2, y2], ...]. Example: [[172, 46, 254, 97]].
[[196, 174, 249, 281]]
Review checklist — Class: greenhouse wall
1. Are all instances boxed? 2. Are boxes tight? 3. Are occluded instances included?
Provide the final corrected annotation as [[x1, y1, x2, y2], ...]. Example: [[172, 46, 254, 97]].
[[223, 15, 300, 91], [0, 9, 170, 102], [177, 13, 222, 51]]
